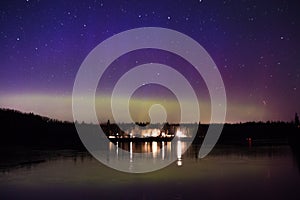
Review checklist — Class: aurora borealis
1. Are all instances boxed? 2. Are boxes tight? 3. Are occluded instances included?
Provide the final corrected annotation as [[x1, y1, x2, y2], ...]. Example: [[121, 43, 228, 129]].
[[0, 0, 299, 123]]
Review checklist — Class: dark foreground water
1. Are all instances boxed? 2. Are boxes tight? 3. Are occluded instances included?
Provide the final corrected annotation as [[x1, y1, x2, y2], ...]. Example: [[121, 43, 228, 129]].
[[1, 143, 300, 200]]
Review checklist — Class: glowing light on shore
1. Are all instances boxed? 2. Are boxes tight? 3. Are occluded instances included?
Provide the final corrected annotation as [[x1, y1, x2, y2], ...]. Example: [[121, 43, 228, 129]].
[[176, 129, 187, 138], [129, 128, 161, 138]]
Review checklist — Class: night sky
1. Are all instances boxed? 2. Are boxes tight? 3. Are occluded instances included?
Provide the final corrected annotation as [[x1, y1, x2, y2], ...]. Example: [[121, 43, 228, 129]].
[[0, 0, 299, 123]]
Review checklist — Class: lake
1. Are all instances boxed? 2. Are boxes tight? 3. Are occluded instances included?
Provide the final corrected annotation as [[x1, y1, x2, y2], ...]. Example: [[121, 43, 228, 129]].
[[1, 142, 300, 200]]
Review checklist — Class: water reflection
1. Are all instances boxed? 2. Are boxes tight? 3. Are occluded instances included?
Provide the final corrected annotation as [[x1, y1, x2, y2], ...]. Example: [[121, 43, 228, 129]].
[[106, 139, 300, 169], [108, 140, 187, 166], [152, 142, 158, 158], [2, 143, 300, 173], [1, 144, 300, 200], [177, 141, 182, 166], [116, 142, 119, 156], [162, 141, 165, 160]]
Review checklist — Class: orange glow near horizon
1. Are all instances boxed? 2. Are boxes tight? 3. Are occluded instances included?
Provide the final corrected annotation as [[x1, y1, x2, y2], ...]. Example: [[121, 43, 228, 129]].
[[0, 93, 272, 124]]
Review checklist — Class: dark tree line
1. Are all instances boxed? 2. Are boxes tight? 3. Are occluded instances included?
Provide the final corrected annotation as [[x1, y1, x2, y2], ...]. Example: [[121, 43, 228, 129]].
[[0, 108, 299, 150], [0, 108, 84, 149]]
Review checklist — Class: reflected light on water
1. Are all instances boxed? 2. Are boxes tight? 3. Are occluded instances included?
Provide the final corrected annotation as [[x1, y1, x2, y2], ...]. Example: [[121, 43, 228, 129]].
[[177, 141, 182, 166], [130, 142, 133, 163], [152, 142, 158, 158], [144, 142, 148, 152], [116, 142, 119, 157], [162, 141, 165, 160], [107, 139, 189, 166], [167, 141, 172, 153], [109, 142, 114, 151]]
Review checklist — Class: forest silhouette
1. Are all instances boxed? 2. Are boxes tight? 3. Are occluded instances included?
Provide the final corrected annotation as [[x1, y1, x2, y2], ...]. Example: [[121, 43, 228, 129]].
[[0, 108, 299, 149]]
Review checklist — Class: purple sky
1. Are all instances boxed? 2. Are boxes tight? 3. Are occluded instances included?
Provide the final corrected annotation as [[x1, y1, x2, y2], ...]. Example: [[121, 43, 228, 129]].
[[0, 0, 299, 123]]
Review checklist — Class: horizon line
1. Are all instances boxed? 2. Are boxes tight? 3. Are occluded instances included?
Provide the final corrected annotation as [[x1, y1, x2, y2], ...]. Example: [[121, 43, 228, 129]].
[[1, 107, 297, 125]]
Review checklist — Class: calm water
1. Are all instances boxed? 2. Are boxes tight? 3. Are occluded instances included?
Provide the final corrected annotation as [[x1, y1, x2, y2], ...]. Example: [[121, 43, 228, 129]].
[[1, 143, 300, 200]]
